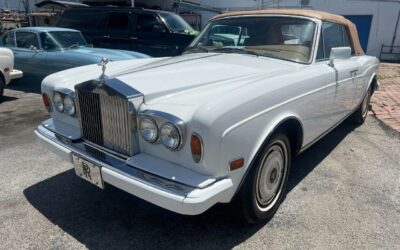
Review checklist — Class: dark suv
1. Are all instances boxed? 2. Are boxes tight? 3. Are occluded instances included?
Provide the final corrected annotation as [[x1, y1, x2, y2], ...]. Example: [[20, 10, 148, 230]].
[[57, 7, 198, 57]]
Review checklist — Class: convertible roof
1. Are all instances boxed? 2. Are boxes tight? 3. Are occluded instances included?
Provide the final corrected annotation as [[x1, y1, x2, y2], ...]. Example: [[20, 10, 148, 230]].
[[211, 9, 364, 55]]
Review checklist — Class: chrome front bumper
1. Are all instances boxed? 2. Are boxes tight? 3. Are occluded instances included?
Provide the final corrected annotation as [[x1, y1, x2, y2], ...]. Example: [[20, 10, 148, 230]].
[[35, 124, 233, 215]]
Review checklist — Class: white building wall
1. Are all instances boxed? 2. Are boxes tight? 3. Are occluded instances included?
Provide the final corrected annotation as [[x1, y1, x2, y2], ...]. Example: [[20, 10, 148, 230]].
[[266, 0, 400, 57]]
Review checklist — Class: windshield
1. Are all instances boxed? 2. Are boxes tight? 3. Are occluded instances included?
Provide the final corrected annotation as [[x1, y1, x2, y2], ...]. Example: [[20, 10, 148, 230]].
[[159, 12, 196, 34], [186, 16, 316, 63], [40, 31, 88, 50]]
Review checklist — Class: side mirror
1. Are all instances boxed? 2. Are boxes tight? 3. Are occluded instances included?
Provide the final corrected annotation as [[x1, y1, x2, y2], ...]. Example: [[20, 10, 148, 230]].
[[329, 47, 351, 67]]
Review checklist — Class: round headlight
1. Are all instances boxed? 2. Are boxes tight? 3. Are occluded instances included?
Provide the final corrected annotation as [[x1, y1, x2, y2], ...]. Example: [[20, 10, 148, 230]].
[[140, 118, 158, 143], [160, 123, 180, 150], [53, 92, 64, 112], [63, 95, 76, 116]]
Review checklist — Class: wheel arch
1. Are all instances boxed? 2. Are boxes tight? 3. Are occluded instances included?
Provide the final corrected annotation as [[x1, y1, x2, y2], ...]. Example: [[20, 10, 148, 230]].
[[232, 115, 304, 197], [368, 73, 379, 94]]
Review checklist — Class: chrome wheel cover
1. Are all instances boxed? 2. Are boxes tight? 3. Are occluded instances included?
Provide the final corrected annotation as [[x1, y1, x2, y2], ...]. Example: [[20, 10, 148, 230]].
[[255, 140, 288, 211]]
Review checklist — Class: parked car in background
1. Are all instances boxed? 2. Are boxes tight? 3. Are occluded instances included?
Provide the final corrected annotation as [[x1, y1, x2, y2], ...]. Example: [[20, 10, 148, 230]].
[[0, 47, 22, 101], [57, 7, 198, 57], [0, 27, 149, 78], [36, 10, 379, 223]]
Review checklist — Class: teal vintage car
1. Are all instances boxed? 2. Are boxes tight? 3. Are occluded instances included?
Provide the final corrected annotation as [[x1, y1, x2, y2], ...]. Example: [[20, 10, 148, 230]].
[[0, 27, 149, 78]]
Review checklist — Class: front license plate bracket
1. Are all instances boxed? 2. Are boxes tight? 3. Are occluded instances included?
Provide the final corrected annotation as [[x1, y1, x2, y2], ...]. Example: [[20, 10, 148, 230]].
[[73, 154, 105, 189]]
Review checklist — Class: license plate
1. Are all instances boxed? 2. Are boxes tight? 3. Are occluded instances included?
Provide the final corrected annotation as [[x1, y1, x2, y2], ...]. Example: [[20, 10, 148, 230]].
[[73, 154, 104, 189]]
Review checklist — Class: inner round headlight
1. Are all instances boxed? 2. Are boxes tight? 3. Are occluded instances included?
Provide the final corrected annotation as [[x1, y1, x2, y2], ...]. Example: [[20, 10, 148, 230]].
[[53, 92, 64, 112], [140, 118, 158, 143], [63, 95, 76, 116], [160, 123, 180, 150]]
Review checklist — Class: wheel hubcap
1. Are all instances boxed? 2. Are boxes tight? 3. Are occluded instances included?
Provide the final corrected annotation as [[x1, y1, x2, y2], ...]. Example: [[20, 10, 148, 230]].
[[256, 140, 288, 211]]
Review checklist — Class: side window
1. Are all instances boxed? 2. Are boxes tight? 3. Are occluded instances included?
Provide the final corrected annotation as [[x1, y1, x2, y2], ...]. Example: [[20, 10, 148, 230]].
[[40, 33, 59, 50], [16, 32, 39, 49], [322, 22, 343, 58], [58, 10, 102, 29], [2, 32, 16, 47], [106, 13, 130, 30], [317, 22, 354, 60], [342, 27, 355, 55], [136, 14, 165, 33]]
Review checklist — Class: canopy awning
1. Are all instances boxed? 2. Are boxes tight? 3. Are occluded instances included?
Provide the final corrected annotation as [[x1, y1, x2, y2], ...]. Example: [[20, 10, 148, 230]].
[[174, 1, 223, 14], [35, 1, 89, 9]]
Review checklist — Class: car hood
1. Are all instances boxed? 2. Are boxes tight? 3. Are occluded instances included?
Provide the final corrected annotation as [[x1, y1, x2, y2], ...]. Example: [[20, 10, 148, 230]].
[[114, 53, 303, 104], [66, 47, 149, 60]]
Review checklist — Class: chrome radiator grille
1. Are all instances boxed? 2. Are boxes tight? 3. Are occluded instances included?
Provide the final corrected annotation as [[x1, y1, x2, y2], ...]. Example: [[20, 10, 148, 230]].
[[76, 88, 134, 157]]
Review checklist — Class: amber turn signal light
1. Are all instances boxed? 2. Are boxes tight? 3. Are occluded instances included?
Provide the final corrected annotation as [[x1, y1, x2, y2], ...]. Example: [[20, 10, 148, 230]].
[[191, 134, 203, 163], [229, 158, 244, 171], [42, 93, 51, 112]]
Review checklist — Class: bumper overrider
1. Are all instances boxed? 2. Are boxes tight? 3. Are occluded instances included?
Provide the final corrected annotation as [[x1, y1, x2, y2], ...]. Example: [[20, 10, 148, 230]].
[[35, 124, 233, 215]]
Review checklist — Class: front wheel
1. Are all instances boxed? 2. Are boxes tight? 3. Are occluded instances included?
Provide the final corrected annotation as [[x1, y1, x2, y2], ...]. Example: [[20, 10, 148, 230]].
[[351, 87, 371, 125], [235, 133, 291, 224]]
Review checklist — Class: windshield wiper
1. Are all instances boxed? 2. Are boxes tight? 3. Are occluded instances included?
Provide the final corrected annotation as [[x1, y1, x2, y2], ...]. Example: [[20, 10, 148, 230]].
[[212, 47, 260, 57], [183, 46, 209, 54]]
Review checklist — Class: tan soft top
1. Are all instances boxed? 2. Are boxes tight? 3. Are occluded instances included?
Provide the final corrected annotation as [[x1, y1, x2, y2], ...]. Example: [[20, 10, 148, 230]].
[[211, 9, 364, 55]]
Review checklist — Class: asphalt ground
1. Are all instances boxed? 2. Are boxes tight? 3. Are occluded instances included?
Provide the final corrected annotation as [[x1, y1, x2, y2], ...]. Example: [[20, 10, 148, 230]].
[[0, 76, 399, 250]]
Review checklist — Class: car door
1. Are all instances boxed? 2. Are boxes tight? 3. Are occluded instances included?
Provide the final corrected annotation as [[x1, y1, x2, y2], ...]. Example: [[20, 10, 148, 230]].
[[320, 22, 360, 122], [99, 11, 133, 50], [132, 13, 176, 57], [14, 31, 47, 75]]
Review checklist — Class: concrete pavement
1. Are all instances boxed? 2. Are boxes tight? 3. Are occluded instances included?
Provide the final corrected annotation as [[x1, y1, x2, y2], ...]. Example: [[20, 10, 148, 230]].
[[0, 75, 399, 250]]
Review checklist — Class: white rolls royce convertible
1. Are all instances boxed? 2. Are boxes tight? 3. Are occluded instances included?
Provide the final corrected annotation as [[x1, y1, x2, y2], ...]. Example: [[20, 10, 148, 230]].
[[35, 10, 379, 223]]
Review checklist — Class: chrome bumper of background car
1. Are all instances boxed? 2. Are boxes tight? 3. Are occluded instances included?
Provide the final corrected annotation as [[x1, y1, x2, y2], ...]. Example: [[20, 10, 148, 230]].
[[35, 124, 233, 215], [9, 69, 23, 80]]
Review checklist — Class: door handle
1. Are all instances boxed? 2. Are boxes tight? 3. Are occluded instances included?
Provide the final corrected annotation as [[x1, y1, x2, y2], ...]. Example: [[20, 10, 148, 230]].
[[103, 35, 110, 39], [350, 69, 359, 76], [130, 37, 138, 40]]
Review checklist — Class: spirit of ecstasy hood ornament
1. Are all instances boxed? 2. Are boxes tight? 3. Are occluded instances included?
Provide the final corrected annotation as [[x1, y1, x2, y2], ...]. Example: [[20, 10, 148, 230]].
[[98, 57, 109, 78]]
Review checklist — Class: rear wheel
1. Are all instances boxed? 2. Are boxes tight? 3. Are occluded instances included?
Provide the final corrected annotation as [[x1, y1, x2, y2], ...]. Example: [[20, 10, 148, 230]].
[[351, 87, 371, 125], [0, 77, 5, 102], [235, 132, 291, 224]]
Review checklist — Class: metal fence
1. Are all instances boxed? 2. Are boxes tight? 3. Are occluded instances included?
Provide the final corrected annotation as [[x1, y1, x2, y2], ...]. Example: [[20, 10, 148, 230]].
[[380, 45, 400, 63]]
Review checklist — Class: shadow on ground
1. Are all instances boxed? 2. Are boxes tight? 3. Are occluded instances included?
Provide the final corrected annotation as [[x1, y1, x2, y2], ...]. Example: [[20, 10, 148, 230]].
[[23, 121, 356, 249], [7, 75, 43, 94], [0, 95, 18, 103]]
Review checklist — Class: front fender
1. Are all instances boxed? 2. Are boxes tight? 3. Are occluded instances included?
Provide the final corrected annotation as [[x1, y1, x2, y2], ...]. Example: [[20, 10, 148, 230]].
[[220, 110, 302, 201]]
